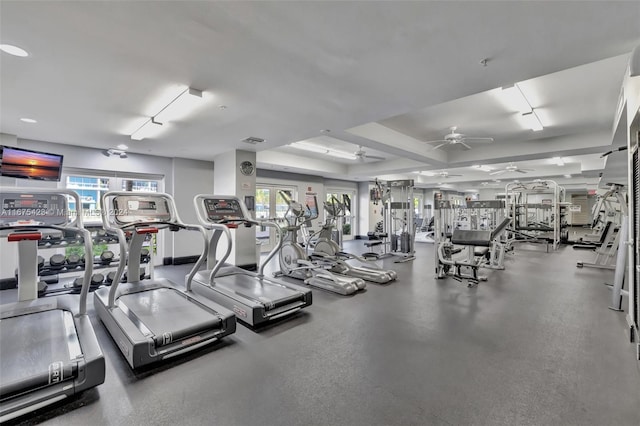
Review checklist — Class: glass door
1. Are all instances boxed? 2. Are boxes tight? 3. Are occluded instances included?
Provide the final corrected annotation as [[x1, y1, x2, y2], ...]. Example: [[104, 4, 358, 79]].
[[325, 189, 356, 241], [256, 185, 296, 252]]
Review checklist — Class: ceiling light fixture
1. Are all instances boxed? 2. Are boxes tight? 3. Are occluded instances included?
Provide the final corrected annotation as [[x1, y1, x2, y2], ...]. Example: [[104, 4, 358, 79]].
[[553, 157, 565, 166], [290, 141, 356, 160], [521, 111, 544, 131], [501, 83, 544, 131], [471, 164, 493, 172], [130, 87, 205, 141], [564, 174, 572, 178], [117, 144, 129, 150], [131, 118, 163, 141], [20, 118, 37, 123], [0, 44, 29, 57], [102, 149, 128, 159]]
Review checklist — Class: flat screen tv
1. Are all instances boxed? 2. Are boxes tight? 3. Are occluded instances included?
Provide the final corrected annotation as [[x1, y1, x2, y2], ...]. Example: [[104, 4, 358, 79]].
[[0, 145, 64, 182]]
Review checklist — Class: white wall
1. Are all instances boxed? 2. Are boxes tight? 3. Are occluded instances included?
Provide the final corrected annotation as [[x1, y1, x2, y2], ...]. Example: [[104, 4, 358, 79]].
[[0, 136, 217, 272], [170, 158, 214, 259]]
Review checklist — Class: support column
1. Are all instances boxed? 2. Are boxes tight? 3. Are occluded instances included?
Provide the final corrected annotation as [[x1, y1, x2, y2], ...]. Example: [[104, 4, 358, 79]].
[[214, 150, 257, 269]]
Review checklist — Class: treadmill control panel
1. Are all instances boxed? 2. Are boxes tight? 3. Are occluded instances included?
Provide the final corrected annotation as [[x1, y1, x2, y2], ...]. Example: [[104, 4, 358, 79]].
[[0, 193, 69, 226], [203, 198, 246, 222], [112, 195, 173, 225]]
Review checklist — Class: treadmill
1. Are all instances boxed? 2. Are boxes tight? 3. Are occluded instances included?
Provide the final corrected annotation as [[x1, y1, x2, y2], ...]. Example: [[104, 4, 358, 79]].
[[0, 189, 105, 423], [93, 192, 236, 369], [191, 195, 312, 326]]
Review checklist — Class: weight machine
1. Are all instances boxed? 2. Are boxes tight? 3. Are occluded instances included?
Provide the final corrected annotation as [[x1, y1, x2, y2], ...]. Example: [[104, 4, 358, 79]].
[[506, 180, 567, 251], [433, 197, 511, 286], [364, 179, 416, 262], [576, 184, 627, 270]]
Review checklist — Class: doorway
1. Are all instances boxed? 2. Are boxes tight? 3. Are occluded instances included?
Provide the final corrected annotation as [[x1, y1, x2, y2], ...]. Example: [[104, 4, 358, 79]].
[[325, 188, 356, 241], [256, 185, 297, 252]]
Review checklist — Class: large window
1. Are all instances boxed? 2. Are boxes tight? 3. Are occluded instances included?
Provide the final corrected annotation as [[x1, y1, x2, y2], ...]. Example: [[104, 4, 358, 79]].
[[325, 189, 356, 240], [256, 185, 296, 252], [121, 179, 158, 192], [66, 176, 110, 223], [63, 170, 164, 263]]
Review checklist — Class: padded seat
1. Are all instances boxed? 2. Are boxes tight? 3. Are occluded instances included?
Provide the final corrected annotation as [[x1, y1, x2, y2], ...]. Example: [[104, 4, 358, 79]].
[[451, 230, 492, 247]]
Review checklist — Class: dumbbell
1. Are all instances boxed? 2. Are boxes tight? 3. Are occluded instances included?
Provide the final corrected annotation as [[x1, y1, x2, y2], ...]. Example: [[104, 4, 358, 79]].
[[14, 255, 47, 279], [123, 267, 146, 281], [37, 280, 48, 297], [100, 250, 115, 265], [66, 254, 84, 268], [105, 271, 117, 285], [95, 229, 108, 243], [49, 254, 66, 270], [72, 273, 105, 289]]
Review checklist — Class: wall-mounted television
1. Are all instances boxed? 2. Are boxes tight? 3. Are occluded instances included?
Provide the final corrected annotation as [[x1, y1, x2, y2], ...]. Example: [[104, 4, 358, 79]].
[[0, 145, 64, 182]]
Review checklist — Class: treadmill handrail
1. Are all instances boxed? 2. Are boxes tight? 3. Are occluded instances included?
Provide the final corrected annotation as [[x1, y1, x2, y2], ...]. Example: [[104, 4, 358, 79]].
[[193, 195, 284, 279], [0, 188, 94, 315], [101, 191, 209, 307]]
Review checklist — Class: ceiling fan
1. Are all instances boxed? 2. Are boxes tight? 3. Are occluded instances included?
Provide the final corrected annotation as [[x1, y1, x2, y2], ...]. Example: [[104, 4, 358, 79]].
[[423, 126, 494, 150], [416, 170, 463, 178], [489, 163, 534, 175], [354, 146, 385, 162], [437, 171, 462, 178]]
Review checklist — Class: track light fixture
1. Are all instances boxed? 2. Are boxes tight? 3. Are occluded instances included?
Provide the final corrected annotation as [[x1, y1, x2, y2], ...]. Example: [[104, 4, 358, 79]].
[[130, 87, 205, 141]]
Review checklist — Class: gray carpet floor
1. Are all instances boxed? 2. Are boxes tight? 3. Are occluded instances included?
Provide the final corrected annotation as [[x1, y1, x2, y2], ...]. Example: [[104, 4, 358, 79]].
[[5, 240, 640, 425]]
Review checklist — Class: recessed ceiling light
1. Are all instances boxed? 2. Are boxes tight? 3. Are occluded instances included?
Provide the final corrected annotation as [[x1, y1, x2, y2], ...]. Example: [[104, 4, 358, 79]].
[[117, 144, 129, 150], [20, 118, 37, 123], [0, 44, 29, 57]]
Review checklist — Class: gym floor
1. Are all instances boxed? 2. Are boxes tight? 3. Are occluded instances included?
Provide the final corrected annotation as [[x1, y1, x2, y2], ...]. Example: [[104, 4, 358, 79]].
[[5, 241, 640, 426]]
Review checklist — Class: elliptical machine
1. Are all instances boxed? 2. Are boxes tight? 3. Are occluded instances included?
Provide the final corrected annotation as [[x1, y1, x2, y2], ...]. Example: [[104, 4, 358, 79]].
[[309, 195, 397, 283], [276, 191, 366, 295]]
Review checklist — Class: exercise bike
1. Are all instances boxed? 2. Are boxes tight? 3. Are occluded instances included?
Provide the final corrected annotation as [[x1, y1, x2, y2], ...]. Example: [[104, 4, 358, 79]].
[[275, 192, 366, 295]]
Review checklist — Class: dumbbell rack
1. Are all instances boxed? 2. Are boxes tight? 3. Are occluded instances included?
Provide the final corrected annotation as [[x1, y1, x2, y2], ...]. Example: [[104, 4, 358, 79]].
[[7, 226, 153, 297]]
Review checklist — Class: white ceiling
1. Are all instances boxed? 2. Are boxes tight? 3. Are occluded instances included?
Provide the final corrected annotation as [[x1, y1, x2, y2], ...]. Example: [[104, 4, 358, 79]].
[[1, 1, 638, 191]]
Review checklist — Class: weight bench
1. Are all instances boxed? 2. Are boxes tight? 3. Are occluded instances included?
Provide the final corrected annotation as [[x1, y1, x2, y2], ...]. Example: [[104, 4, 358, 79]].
[[437, 218, 512, 285], [362, 232, 388, 259]]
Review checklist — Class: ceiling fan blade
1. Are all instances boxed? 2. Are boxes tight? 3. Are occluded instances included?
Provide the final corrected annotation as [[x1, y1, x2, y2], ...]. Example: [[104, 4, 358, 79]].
[[463, 137, 494, 142], [519, 168, 536, 172], [489, 170, 507, 175], [364, 155, 386, 161], [429, 143, 449, 150], [514, 169, 529, 173], [423, 139, 449, 144], [460, 142, 473, 150]]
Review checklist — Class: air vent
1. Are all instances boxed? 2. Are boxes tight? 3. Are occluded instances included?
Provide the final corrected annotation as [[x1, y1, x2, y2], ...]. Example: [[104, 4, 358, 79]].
[[241, 137, 265, 144]]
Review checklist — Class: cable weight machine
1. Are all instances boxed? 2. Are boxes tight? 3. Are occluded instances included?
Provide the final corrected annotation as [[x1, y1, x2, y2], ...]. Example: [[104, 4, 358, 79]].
[[366, 179, 416, 263]]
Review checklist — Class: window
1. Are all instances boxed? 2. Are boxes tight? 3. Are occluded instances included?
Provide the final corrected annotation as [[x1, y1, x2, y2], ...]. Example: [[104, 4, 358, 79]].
[[66, 176, 110, 223], [121, 179, 158, 192]]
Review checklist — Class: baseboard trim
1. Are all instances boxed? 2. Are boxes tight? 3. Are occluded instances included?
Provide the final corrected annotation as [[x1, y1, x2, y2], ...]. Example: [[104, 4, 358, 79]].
[[163, 255, 200, 266]]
